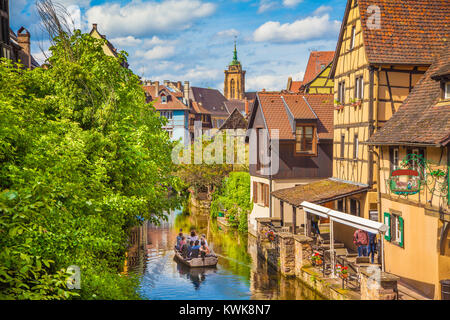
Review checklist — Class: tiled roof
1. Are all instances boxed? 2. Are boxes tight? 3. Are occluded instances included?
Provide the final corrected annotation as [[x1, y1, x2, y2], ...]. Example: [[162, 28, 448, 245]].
[[224, 99, 246, 114], [219, 108, 248, 130], [190, 87, 229, 116], [258, 93, 294, 140], [303, 51, 335, 84], [288, 81, 303, 92], [368, 42, 450, 146], [143, 85, 189, 110], [191, 101, 211, 115], [245, 92, 257, 101], [304, 94, 334, 140], [271, 179, 369, 207], [332, 0, 450, 76], [255, 92, 334, 140]]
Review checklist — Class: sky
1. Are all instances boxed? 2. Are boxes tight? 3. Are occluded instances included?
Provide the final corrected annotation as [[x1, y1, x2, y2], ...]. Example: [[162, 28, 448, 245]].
[[10, 0, 346, 92]]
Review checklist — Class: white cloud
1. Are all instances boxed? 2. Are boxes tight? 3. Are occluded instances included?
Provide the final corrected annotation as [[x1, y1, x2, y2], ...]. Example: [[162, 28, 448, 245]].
[[246, 71, 304, 91], [135, 46, 176, 60], [253, 14, 340, 43], [282, 0, 303, 7], [216, 29, 240, 38], [66, 5, 81, 30], [313, 5, 333, 15], [257, 1, 277, 13], [86, 0, 216, 37], [110, 36, 143, 48], [56, 0, 91, 8]]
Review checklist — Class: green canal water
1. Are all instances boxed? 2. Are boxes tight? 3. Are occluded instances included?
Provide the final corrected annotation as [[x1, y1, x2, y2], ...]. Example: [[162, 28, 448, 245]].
[[127, 207, 323, 300]]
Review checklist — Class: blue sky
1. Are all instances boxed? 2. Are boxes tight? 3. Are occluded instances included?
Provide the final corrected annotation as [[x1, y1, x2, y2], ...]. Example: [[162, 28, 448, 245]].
[[11, 0, 346, 92]]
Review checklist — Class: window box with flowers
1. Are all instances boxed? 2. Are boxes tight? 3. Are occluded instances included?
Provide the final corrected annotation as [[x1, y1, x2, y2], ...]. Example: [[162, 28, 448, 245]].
[[334, 99, 344, 110], [266, 230, 276, 242], [350, 98, 362, 107], [336, 264, 349, 279]]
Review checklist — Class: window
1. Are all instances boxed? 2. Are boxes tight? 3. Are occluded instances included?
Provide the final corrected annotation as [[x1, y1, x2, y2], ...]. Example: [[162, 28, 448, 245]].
[[161, 94, 167, 103], [295, 125, 316, 154], [320, 64, 326, 70], [166, 129, 173, 138], [350, 26, 356, 50], [349, 198, 360, 216], [445, 82, 450, 99], [337, 81, 346, 104], [406, 148, 425, 178], [340, 134, 345, 158], [354, 0, 358, 7], [337, 199, 345, 212], [253, 183, 269, 207], [355, 76, 364, 100], [230, 79, 236, 99], [384, 212, 404, 247], [353, 134, 359, 159], [160, 111, 173, 120], [389, 147, 399, 171]]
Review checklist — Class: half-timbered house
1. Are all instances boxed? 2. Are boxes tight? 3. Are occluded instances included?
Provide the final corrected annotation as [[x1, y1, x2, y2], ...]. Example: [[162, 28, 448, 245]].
[[367, 43, 450, 299]]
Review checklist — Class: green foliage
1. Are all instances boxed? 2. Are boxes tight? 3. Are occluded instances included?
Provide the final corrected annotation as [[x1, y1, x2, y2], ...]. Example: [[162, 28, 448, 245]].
[[210, 172, 252, 233], [175, 132, 248, 196], [0, 31, 183, 299]]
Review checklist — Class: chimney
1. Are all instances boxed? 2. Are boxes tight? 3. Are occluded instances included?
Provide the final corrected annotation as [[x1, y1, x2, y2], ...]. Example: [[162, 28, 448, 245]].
[[17, 27, 31, 68], [164, 80, 170, 87], [92, 23, 98, 30], [155, 81, 159, 97], [245, 98, 249, 116], [262, 88, 266, 92], [287, 76, 292, 90], [177, 81, 182, 91], [184, 81, 190, 100]]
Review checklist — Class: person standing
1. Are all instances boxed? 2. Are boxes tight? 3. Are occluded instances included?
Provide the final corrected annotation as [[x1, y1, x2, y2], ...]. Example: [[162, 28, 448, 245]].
[[367, 232, 377, 264], [353, 229, 369, 257]]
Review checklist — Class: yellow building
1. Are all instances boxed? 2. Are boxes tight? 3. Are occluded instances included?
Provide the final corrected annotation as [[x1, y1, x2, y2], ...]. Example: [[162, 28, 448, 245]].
[[327, 0, 449, 252], [367, 43, 450, 300], [89, 23, 128, 68]]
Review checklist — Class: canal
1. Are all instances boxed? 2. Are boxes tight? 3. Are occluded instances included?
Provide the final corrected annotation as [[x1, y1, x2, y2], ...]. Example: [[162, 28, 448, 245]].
[[126, 208, 323, 300]]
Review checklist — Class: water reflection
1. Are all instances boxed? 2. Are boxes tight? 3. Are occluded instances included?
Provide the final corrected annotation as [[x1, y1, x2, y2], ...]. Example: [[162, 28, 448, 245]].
[[127, 207, 323, 300]]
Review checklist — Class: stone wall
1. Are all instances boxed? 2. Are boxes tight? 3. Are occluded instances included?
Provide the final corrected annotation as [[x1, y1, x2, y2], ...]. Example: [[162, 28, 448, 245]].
[[360, 268, 399, 300]]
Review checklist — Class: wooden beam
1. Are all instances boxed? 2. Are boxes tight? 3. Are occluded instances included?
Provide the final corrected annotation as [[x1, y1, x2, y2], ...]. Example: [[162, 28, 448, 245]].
[[384, 70, 396, 116], [293, 206, 297, 235]]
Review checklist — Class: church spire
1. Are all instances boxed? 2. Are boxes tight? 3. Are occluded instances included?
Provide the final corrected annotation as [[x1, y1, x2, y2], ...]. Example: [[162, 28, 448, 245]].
[[230, 38, 240, 66]]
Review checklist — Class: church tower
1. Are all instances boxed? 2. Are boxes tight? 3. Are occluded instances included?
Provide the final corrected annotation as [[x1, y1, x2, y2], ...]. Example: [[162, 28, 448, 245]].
[[224, 41, 246, 100]]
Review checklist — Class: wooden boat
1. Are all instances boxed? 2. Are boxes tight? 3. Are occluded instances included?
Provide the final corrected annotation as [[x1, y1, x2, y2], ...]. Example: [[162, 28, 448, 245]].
[[173, 249, 218, 268]]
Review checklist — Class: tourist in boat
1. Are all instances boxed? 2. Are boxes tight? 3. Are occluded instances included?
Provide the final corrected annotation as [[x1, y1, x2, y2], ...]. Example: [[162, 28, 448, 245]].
[[200, 234, 208, 247], [189, 230, 199, 242], [199, 240, 210, 257], [176, 232, 183, 250], [353, 229, 369, 257], [181, 239, 189, 258], [367, 232, 377, 264], [187, 240, 194, 256], [178, 236, 186, 252], [188, 240, 201, 259]]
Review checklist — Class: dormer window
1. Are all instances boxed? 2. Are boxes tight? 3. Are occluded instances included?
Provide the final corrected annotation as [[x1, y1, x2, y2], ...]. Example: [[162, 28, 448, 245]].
[[295, 124, 317, 155], [445, 82, 450, 99], [161, 94, 167, 104]]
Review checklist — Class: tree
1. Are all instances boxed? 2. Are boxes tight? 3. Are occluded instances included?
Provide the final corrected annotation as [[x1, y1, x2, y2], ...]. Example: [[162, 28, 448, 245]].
[[0, 25, 183, 299]]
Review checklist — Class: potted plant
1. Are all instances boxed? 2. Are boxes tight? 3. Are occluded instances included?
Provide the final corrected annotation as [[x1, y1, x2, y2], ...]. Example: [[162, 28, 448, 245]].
[[311, 252, 323, 266], [266, 230, 276, 242], [336, 264, 349, 279]]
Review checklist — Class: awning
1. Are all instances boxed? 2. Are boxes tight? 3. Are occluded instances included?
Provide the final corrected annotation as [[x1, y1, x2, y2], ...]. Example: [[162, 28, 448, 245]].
[[301, 201, 388, 273], [301, 201, 388, 235], [271, 178, 369, 207]]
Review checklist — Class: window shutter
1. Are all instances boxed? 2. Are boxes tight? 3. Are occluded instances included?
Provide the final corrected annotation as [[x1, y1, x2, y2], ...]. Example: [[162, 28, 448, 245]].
[[384, 212, 391, 241], [398, 217, 404, 248], [253, 182, 257, 203], [264, 184, 269, 207]]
